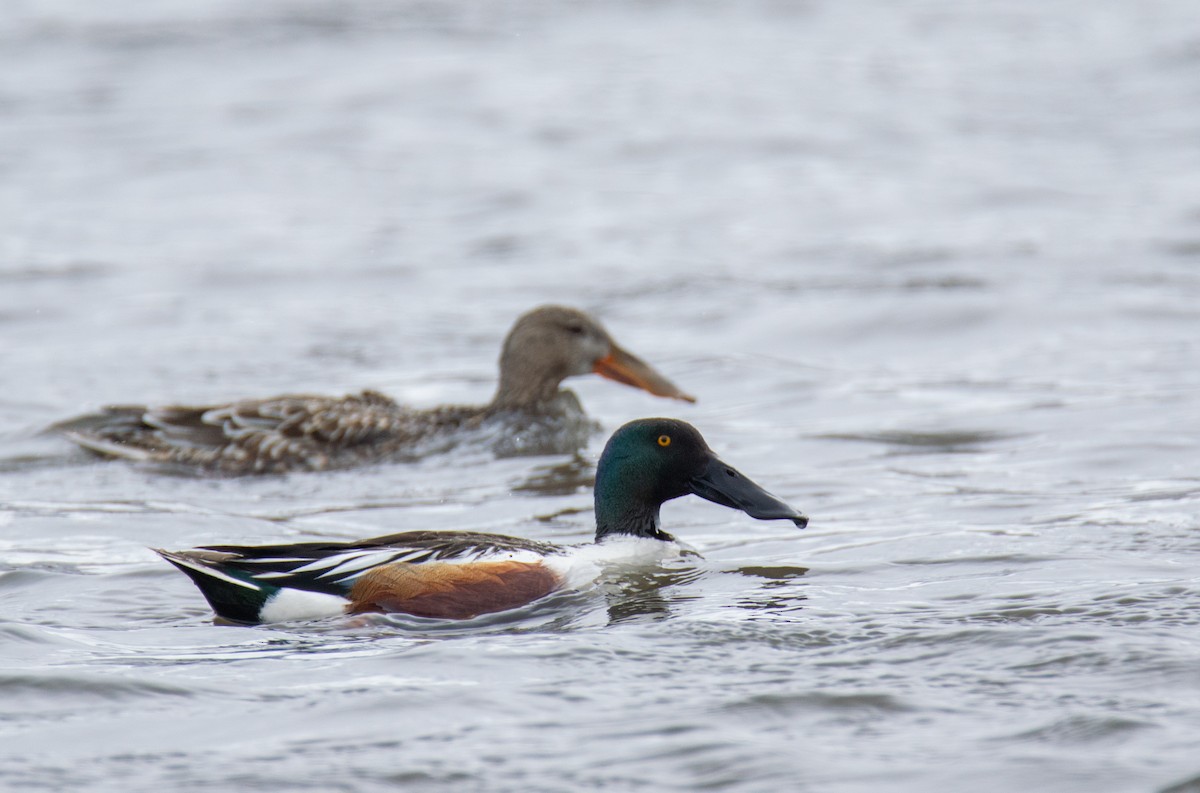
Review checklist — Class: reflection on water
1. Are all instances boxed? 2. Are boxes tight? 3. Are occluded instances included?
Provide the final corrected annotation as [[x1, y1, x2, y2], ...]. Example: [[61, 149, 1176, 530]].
[[818, 430, 1018, 454], [602, 567, 707, 624], [512, 454, 595, 497], [734, 564, 809, 580]]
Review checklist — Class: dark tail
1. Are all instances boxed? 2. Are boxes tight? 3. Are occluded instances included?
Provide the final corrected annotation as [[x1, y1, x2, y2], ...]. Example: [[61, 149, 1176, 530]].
[[155, 549, 275, 624], [47, 406, 149, 436]]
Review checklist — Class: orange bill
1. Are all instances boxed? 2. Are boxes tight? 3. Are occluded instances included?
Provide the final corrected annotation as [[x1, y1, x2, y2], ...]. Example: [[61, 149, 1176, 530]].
[[593, 344, 696, 403]]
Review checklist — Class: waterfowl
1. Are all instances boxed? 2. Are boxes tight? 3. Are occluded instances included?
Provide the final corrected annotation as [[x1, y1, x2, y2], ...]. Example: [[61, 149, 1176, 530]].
[[157, 418, 807, 623], [55, 305, 694, 475]]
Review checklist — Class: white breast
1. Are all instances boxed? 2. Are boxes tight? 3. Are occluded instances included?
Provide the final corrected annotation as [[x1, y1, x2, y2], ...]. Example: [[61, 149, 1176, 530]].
[[542, 536, 690, 590]]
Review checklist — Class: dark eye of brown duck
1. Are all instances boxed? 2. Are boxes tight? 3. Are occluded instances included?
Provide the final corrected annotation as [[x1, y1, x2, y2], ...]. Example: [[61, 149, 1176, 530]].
[[565, 323, 585, 335]]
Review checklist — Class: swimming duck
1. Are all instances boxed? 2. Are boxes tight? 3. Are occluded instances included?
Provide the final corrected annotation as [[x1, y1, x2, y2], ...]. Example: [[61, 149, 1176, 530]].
[[56, 305, 695, 475], [157, 418, 807, 623]]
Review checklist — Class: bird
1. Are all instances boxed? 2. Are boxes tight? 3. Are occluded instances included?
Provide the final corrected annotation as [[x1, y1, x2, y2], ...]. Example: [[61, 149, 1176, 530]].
[[54, 305, 695, 475], [156, 418, 807, 623]]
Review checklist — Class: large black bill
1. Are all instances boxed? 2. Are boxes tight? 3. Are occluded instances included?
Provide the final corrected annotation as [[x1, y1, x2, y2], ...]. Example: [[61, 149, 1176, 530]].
[[688, 456, 808, 528]]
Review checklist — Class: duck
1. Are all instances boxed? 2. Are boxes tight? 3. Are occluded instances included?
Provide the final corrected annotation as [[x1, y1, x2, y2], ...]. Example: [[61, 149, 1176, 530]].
[[156, 418, 808, 623], [54, 305, 695, 475]]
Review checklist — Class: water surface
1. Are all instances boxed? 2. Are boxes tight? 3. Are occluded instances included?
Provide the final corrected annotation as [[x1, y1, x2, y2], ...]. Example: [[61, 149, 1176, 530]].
[[2, 1, 1199, 791]]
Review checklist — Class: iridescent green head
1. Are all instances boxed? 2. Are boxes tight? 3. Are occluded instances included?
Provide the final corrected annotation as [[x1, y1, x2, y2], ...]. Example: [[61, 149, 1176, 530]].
[[593, 418, 807, 541]]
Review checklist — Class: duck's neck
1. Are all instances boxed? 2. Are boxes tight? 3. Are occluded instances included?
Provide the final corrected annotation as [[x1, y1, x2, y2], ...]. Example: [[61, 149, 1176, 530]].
[[490, 364, 567, 410], [487, 376, 561, 407], [594, 507, 674, 543], [593, 473, 675, 542]]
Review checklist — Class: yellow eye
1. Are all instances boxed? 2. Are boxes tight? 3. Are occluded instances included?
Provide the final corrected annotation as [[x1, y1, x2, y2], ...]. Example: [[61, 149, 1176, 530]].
[[657, 435, 671, 447]]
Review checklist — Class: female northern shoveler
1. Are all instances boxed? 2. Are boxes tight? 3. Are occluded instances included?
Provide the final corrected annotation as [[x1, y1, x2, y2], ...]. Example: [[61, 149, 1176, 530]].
[[157, 418, 807, 623], [55, 305, 694, 475]]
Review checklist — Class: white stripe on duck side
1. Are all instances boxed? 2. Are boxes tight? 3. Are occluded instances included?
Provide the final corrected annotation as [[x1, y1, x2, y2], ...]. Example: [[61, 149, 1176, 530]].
[[258, 589, 355, 623]]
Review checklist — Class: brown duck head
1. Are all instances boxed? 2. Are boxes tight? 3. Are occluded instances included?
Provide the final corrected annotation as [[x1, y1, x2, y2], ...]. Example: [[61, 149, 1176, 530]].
[[491, 305, 696, 409]]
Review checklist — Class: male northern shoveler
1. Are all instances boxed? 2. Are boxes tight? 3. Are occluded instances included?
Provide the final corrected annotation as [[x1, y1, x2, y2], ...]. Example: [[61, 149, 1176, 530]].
[[55, 305, 694, 475], [157, 418, 807, 623]]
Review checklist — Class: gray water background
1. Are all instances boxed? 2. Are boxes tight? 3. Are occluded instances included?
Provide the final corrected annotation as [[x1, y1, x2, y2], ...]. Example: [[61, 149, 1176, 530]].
[[2, 1, 1199, 790]]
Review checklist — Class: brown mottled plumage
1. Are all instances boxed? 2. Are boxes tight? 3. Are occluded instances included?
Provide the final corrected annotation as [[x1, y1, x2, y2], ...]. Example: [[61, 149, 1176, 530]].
[[54, 305, 695, 475]]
